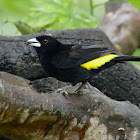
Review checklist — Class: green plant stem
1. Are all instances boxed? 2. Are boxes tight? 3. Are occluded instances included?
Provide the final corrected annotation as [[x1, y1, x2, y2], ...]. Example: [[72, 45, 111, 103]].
[[89, 0, 93, 16]]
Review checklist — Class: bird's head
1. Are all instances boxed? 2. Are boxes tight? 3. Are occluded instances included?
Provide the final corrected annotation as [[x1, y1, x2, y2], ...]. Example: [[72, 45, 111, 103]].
[[27, 35, 61, 54]]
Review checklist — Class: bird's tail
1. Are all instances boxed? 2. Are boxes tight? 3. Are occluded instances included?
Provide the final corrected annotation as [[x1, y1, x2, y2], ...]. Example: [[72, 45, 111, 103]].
[[89, 55, 140, 82], [114, 56, 140, 62]]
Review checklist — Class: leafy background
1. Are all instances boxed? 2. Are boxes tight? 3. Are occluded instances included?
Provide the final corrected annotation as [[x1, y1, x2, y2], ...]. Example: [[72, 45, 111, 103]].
[[127, 0, 140, 10], [0, 0, 108, 35], [0, 0, 140, 68]]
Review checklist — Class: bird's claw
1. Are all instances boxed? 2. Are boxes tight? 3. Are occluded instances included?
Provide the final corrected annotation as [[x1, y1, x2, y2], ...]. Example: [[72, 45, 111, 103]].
[[56, 84, 83, 96], [56, 88, 69, 97], [57, 88, 63, 93]]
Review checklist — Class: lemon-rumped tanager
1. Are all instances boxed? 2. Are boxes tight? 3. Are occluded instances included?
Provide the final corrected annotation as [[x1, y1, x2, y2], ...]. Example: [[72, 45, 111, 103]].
[[27, 35, 140, 93]]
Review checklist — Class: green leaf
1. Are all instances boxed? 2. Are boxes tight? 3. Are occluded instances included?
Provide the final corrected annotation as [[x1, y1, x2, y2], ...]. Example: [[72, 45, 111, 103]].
[[0, 0, 34, 20], [18, 0, 99, 33], [1, 0, 107, 34], [127, 0, 140, 10], [13, 21, 38, 35]]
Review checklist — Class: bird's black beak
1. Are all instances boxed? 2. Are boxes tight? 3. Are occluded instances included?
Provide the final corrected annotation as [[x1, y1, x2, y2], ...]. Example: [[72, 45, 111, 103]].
[[27, 38, 41, 47]]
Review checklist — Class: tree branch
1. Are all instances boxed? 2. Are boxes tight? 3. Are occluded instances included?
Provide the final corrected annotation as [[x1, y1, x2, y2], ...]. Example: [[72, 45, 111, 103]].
[[100, 2, 140, 55], [0, 72, 140, 140]]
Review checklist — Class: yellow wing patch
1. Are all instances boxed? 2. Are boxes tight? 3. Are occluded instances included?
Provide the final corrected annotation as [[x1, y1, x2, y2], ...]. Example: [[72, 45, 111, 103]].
[[80, 54, 118, 70]]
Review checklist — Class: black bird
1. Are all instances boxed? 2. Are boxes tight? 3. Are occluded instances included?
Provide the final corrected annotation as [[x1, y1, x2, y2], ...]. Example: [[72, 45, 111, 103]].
[[27, 35, 140, 93]]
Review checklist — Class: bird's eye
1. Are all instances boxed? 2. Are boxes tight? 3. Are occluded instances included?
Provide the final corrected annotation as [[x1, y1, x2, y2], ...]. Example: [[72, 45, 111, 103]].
[[43, 39, 48, 44]]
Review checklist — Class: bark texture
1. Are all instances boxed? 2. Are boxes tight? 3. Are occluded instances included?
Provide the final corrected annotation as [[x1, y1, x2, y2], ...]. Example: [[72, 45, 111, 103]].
[[0, 72, 140, 140]]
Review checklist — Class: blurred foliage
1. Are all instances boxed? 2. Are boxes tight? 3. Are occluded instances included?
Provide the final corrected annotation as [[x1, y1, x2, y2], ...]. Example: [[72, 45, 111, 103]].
[[21, 0, 98, 33], [0, 0, 108, 35], [0, 0, 139, 35], [0, 0, 34, 19], [127, 0, 140, 10]]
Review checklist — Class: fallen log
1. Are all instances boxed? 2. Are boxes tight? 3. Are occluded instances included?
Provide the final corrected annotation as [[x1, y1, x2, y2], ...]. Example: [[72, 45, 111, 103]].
[[0, 29, 140, 106]]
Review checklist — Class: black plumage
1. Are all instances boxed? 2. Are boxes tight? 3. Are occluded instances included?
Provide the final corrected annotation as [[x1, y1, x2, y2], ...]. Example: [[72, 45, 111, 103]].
[[27, 35, 140, 92]]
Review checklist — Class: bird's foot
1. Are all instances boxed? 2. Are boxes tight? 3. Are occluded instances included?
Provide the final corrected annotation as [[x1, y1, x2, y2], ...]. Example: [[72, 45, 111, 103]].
[[57, 89, 82, 97], [56, 87, 69, 96], [57, 85, 72, 95], [56, 83, 84, 96], [57, 85, 72, 92]]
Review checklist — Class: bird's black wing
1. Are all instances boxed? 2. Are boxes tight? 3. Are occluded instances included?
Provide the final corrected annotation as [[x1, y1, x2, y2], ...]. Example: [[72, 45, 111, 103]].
[[51, 45, 117, 69]]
